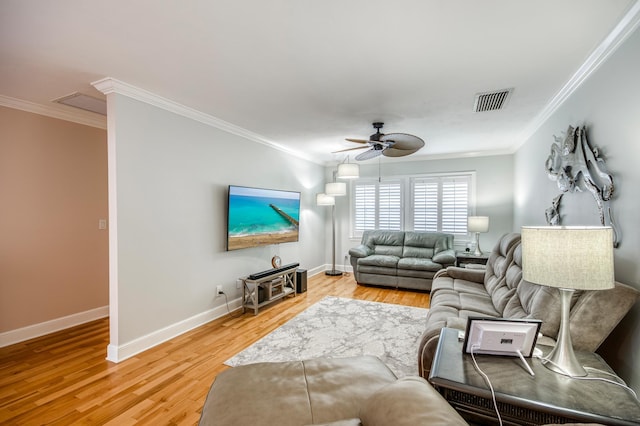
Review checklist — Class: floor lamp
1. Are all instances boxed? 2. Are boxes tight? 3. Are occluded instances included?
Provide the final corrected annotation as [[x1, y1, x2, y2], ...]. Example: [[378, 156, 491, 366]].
[[321, 159, 359, 276], [521, 226, 614, 377]]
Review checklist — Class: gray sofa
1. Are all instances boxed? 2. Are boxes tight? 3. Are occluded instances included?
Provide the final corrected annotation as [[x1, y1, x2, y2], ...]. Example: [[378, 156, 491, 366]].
[[199, 356, 468, 426], [349, 230, 456, 291], [418, 232, 640, 378]]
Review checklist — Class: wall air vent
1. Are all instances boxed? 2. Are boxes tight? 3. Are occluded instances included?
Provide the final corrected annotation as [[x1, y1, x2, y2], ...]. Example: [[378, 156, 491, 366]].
[[473, 88, 513, 113], [53, 92, 107, 115]]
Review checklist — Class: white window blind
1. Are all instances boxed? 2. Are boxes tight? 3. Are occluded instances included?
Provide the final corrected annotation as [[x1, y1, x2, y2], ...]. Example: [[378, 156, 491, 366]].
[[351, 174, 472, 238], [354, 181, 402, 232]]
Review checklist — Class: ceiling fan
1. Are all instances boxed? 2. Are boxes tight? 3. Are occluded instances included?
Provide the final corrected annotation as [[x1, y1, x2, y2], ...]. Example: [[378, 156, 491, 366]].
[[334, 122, 425, 161]]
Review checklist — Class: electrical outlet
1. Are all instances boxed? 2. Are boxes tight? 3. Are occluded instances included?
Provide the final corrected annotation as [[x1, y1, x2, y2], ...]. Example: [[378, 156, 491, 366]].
[[216, 285, 223, 296], [236, 279, 242, 289]]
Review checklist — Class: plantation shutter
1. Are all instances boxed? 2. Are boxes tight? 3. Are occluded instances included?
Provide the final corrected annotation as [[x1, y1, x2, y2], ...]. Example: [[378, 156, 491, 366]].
[[354, 183, 376, 231], [378, 182, 401, 230], [413, 180, 439, 231], [441, 177, 469, 234], [353, 181, 402, 232]]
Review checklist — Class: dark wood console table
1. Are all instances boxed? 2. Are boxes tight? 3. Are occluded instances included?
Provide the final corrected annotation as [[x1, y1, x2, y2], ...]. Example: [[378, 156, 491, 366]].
[[429, 328, 640, 425]]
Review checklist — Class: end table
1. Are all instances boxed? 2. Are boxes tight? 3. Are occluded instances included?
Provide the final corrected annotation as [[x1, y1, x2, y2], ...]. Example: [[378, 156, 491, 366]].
[[429, 327, 640, 425], [456, 251, 490, 268]]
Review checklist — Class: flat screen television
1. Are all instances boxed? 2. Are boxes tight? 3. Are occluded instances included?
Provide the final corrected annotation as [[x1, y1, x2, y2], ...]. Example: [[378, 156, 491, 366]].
[[226, 185, 301, 251]]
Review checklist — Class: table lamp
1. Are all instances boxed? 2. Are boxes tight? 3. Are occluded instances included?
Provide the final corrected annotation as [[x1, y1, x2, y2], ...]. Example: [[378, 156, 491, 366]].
[[521, 226, 614, 377], [468, 216, 489, 256]]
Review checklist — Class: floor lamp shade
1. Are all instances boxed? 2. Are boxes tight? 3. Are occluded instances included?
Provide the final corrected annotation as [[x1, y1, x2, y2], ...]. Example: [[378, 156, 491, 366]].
[[336, 163, 359, 179], [325, 182, 347, 196], [521, 226, 614, 377], [316, 193, 335, 206]]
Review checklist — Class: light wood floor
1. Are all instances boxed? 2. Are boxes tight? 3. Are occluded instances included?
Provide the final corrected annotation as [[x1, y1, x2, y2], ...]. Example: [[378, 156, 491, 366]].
[[0, 273, 430, 425]]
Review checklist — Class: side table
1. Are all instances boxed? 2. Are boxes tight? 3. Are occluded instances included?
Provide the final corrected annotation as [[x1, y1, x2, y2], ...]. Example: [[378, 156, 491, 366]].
[[456, 251, 490, 268], [429, 327, 640, 425]]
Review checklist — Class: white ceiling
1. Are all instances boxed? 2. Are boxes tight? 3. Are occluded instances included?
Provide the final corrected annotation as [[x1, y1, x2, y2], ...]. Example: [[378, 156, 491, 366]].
[[1, 0, 638, 164]]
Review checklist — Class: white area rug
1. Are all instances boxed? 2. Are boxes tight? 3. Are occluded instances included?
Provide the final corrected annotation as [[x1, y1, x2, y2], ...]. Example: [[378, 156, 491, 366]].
[[224, 296, 428, 377]]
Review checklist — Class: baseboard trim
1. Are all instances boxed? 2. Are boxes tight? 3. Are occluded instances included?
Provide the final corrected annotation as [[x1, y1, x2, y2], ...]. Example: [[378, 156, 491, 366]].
[[0, 306, 109, 348], [106, 297, 243, 363]]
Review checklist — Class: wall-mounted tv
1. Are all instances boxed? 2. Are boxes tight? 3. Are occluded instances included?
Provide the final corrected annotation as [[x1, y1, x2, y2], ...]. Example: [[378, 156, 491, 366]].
[[226, 185, 301, 251]]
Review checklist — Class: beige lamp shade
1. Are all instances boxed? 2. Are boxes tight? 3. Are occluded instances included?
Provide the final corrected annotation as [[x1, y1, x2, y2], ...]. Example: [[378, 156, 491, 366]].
[[316, 193, 335, 206], [521, 226, 614, 291], [468, 216, 489, 233], [336, 163, 359, 179], [325, 181, 347, 196]]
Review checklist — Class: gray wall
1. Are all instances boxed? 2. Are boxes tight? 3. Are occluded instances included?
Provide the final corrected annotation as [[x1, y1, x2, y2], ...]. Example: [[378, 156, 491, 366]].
[[333, 154, 515, 268], [514, 26, 640, 390], [109, 93, 326, 350]]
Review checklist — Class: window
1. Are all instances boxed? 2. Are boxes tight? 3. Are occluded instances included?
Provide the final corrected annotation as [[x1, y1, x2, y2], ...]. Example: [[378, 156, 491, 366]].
[[353, 180, 402, 232], [351, 173, 473, 238]]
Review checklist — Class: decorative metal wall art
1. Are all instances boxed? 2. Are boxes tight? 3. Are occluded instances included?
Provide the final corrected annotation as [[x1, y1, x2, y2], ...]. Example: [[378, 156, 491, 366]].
[[544, 125, 619, 247]]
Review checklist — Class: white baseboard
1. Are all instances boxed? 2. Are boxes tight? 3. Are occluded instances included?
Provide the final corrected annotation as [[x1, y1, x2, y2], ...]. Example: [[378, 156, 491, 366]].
[[0, 306, 109, 348], [106, 297, 243, 363]]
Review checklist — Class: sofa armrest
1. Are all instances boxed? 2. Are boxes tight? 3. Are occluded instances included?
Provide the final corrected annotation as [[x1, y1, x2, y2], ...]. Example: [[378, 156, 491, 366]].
[[349, 245, 372, 258], [432, 248, 455, 265], [435, 266, 485, 283]]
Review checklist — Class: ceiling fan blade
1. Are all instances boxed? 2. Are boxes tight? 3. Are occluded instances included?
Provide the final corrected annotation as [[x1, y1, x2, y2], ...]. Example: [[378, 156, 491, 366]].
[[345, 138, 370, 144], [355, 149, 383, 161], [380, 133, 425, 151], [383, 147, 420, 157], [332, 146, 369, 153]]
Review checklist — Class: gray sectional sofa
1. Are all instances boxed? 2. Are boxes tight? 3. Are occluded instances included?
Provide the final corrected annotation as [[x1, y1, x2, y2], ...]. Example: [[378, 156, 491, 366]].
[[199, 356, 468, 426], [349, 230, 456, 291], [418, 232, 640, 378]]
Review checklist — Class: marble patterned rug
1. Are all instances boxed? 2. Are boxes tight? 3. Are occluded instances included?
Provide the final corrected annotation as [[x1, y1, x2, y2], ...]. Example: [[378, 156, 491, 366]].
[[224, 296, 429, 377]]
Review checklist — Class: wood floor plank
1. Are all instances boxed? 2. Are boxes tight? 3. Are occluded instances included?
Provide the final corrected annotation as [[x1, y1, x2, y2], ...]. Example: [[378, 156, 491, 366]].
[[0, 274, 430, 425]]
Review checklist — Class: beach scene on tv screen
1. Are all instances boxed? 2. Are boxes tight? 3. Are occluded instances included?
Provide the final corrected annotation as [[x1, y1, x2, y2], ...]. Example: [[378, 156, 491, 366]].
[[227, 186, 300, 251]]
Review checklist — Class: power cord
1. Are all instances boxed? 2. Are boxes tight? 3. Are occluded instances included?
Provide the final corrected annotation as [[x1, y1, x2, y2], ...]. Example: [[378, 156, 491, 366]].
[[533, 355, 639, 400], [219, 291, 244, 319], [470, 345, 504, 426]]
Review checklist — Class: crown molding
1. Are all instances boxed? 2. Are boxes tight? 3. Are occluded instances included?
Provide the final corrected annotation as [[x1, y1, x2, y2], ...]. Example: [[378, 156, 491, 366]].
[[514, 0, 640, 150], [91, 77, 319, 164], [0, 95, 107, 129]]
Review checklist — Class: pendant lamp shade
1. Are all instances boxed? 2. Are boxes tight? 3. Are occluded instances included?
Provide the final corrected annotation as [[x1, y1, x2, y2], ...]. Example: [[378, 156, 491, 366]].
[[325, 182, 347, 196]]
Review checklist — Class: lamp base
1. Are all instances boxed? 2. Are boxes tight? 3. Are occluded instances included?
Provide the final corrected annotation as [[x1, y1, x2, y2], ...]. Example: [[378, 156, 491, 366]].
[[325, 270, 343, 276], [542, 288, 587, 377], [473, 232, 482, 256]]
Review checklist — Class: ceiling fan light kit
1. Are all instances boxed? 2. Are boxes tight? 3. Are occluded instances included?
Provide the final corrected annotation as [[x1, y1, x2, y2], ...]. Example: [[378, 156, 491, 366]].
[[336, 122, 425, 161]]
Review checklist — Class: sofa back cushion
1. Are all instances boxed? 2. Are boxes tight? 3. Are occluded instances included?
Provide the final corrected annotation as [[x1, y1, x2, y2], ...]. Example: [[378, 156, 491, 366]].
[[402, 232, 452, 259], [484, 233, 520, 296], [362, 230, 405, 257], [501, 244, 562, 338]]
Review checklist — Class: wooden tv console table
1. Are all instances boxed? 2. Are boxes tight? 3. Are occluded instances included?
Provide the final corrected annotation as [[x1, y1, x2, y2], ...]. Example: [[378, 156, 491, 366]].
[[242, 264, 297, 315]]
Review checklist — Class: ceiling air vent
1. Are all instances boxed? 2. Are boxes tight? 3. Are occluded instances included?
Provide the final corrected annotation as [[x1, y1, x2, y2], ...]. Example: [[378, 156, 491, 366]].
[[473, 88, 513, 113], [53, 92, 107, 115]]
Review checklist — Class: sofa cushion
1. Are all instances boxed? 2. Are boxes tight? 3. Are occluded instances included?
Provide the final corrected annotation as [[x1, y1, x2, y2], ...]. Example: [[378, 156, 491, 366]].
[[484, 233, 520, 296], [359, 376, 467, 426], [430, 290, 500, 317], [362, 230, 405, 257], [307, 420, 362, 426], [430, 268, 486, 296], [397, 257, 442, 272], [358, 254, 399, 268], [199, 356, 397, 426]]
